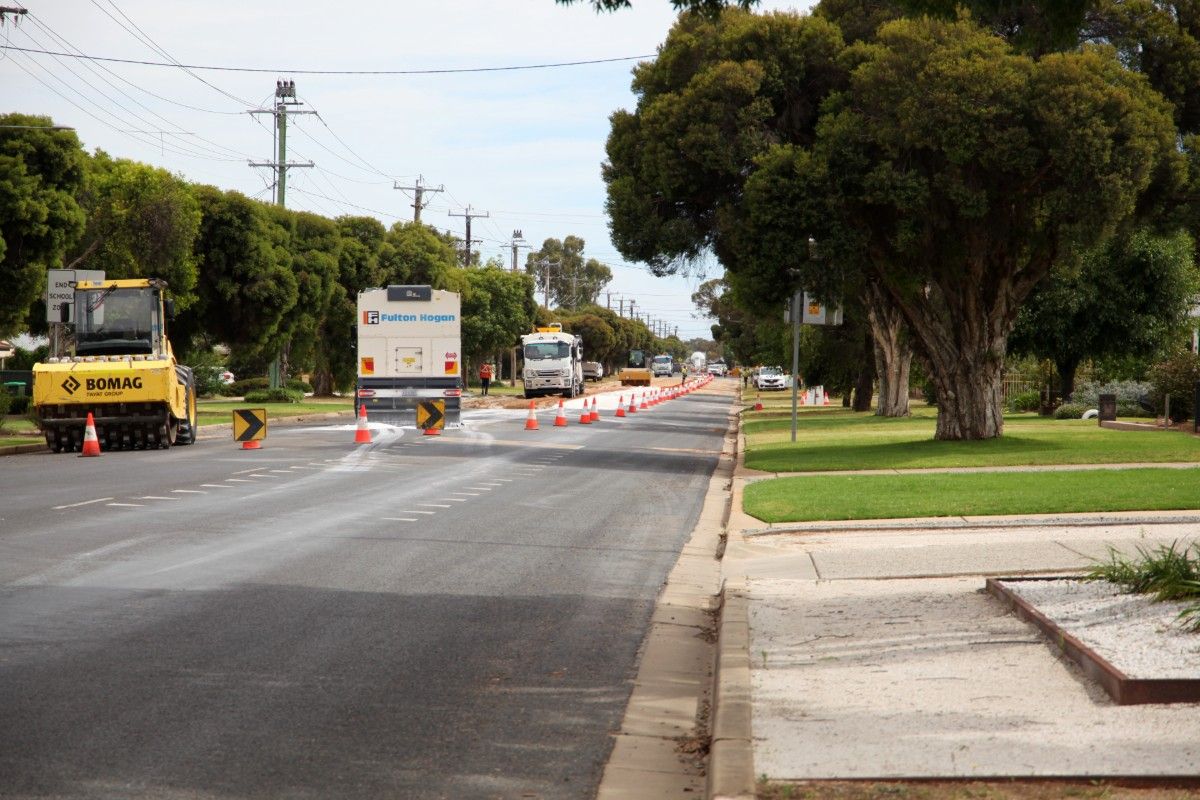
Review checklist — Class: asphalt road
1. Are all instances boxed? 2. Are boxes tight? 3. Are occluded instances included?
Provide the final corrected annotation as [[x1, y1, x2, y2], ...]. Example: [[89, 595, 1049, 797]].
[[0, 383, 732, 799]]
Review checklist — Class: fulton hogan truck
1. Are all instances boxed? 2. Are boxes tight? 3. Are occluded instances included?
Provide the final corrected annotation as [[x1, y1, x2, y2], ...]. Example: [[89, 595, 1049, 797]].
[[356, 285, 462, 426], [32, 277, 197, 452], [521, 324, 586, 399]]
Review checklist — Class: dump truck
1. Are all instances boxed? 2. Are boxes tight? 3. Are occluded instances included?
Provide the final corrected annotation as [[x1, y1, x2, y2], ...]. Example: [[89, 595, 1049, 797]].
[[618, 349, 652, 387], [356, 285, 462, 426], [32, 278, 197, 452], [521, 324, 585, 399]]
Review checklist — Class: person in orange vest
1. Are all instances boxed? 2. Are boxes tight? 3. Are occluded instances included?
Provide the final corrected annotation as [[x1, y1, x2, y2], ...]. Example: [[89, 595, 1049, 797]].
[[479, 362, 493, 396]]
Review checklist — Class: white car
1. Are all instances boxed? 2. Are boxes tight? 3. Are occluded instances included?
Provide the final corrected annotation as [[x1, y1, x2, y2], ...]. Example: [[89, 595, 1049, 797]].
[[754, 367, 787, 391], [707, 362, 727, 376]]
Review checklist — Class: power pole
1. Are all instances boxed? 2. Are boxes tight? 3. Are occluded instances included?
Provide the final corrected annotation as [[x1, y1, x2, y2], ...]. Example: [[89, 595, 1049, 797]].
[[449, 205, 489, 266], [628, 299, 636, 320], [537, 258, 561, 308], [394, 175, 443, 223], [618, 298, 624, 317], [509, 230, 529, 273], [249, 79, 315, 388], [0, 7, 28, 23]]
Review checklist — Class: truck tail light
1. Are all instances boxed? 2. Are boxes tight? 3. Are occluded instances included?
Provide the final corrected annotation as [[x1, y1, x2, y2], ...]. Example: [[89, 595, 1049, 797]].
[[357, 389, 376, 398], [443, 389, 461, 397]]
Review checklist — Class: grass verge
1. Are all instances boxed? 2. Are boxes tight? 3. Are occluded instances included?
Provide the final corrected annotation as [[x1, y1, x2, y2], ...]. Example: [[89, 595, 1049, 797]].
[[743, 407, 1200, 472], [758, 780, 1200, 800], [743, 467, 1200, 523], [196, 398, 352, 426]]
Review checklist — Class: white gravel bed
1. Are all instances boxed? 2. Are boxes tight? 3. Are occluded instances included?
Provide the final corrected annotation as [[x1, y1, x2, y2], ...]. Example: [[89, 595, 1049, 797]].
[[999, 578, 1200, 680]]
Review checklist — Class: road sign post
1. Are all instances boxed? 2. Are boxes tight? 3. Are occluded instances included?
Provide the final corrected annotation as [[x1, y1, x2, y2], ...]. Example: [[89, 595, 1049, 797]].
[[233, 408, 267, 449]]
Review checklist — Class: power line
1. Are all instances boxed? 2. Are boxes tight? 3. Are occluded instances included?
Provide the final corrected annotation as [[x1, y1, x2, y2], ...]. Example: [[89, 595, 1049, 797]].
[[0, 43, 654, 75]]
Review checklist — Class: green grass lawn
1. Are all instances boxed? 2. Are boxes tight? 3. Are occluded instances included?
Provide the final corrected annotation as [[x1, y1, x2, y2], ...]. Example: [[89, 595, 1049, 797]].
[[743, 405, 1200, 472], [196, 397, 352, 426], [0, 415, 42, 447], [744, 467, 1200, 522]]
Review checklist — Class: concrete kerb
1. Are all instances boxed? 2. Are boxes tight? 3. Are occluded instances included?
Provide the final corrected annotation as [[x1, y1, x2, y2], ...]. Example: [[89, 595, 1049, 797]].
[[705, 397, 758, 800]]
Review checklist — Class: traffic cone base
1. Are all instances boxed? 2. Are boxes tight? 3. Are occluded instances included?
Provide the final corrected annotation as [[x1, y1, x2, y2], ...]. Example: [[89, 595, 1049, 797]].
[[80, 412, 101, 457], [423, 427, 441, 436], [525, 401, 539, 431], [355, 405, 372, 443], [241, 439, 261, 450]]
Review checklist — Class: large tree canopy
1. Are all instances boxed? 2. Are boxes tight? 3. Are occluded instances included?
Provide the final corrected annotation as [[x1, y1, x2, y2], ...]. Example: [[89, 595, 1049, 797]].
[[525, 235, 612, 309], [807, 17, 1179, 438], [0, 114, 86, 337]]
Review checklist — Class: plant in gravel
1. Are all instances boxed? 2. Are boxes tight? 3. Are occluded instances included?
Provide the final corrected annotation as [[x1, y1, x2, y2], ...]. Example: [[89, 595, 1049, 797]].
[[1084, 541, 1200, 631]]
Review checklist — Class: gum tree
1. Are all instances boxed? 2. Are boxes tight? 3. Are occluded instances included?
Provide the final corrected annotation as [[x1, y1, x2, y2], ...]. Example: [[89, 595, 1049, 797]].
[[807, 17, 1179, 438]]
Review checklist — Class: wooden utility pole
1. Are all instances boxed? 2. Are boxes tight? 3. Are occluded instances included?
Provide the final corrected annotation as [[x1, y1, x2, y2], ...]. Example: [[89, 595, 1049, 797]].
[[449, 206, 489, 266], [394, 175, 443, 223]]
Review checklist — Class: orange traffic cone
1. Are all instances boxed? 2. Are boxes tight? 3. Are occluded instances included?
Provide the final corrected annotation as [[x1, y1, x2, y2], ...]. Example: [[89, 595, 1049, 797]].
[[80, 412, 101, 457], [554, 399, 568, 427], [355, 404, 372, 443], [615, 396, 626, 418], [823, 391, 830, 406], [525, 401, 539, 431], [639, 393, 649, 410], [423, 424, 441, 436], [589, 397, 599, 422], [578, 401, 592, 425], [627, 392, 638, 414], [241, 438, 261, 450], [754, 389, 763, 412]]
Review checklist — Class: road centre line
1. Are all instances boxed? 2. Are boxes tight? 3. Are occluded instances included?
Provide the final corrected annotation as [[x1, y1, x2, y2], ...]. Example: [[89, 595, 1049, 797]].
[[225, 478, 254, 483], [233, 467, 263, 474], [466, 486, 494, 491], [246, 474, 278, 479], [53, 497, 114, 510], [445, 498, 468, 503], [268, 469, 293, 474], [396, 510, 436, 515], [417, 503, 452, 508], [138, 496, 178, 501], [450, 492, 481, 497], [106, 502, 144, 507], [383, 517, 419, 522], [171, 489, 206, 494], [200, 483, 234, 489]]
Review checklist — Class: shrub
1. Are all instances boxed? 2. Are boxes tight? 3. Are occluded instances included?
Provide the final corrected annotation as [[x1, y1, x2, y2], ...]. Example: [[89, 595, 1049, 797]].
[[230, 377, 269, 396], [285, 378, 313, 394], [6, 394, 29, 415], [244, 387, 303, 404], [1072, 379, 1153, 408], [1006, 390, 1040, 412], [1148, 351, 1200, 422], [1054, 402, 1087, 420], [1116, 401, 1154, 418], [0, 390, 10, 432]]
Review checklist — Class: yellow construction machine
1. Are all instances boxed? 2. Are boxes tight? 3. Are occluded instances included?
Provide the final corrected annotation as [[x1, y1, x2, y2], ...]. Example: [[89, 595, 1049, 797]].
[[32, 278, 197, 452], [618, 349, 652, 387]]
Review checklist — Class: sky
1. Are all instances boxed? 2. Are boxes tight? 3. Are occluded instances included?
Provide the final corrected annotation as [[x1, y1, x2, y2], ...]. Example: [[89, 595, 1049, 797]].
[[3, 0, 811, 341]]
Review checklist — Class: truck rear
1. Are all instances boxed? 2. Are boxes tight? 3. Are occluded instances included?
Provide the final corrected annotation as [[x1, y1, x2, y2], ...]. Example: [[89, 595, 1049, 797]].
[[356, 285, 462, 426]]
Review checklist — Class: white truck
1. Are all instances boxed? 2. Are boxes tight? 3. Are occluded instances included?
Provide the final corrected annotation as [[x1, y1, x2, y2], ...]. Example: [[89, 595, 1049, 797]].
[[356, 285, 462, 426], [650, 354, 674, 377], [688, 351, 707, 375], [521, 324, 586, 399]]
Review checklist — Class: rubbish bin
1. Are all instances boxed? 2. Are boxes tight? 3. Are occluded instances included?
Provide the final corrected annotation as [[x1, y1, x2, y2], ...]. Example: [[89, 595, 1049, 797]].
[[2, 380, 25, 397]]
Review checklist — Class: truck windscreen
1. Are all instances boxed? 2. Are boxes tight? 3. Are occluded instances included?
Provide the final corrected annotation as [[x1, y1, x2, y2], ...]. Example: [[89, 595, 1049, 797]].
[[525, 342, 570, 360], [74, 287, 156, 355]]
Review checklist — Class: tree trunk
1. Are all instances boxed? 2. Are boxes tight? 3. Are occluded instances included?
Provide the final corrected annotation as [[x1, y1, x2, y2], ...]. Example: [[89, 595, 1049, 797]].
[[852, 337, 874, 412], [1057, 359, 1079, 402], [866, 284, 912, 417]]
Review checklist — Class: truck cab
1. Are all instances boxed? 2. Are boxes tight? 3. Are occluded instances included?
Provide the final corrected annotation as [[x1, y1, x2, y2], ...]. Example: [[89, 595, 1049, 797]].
[[521, 324, 585, 399], [650, 354, 674, 377]]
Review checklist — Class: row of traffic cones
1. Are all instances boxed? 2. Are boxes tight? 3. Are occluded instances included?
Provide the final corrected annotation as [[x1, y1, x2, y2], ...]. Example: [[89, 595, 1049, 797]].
[[525, 376, 714, 431]]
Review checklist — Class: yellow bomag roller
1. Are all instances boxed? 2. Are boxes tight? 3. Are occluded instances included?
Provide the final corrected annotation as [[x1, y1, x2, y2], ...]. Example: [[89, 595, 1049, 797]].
[[33, 278, 198, 452], [618, 349, 652, 387]]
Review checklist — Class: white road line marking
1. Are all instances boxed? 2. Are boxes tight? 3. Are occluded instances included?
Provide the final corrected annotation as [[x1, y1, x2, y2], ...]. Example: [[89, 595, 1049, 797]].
[[225, 478, 254, 483], [53, 497, 114, 510], [171, 489, 206, 494], [445, 498, 468, 503], [396, 510, 436, 515], [139, 496, 178, 501], [246, 474, 277, 479], [466, 487, 493, 491], [383, 517, 419, 522], [417, 503, 452, 508], [106, 502, 144, 508], [201, 483, 235, 489], [289, 466, 323, 470], [492, 479, 514, 483], [268, 469, 293, 474], [233, 467, 263, 474], [479, 482, 504, 487], [450, 492, 481, 497]]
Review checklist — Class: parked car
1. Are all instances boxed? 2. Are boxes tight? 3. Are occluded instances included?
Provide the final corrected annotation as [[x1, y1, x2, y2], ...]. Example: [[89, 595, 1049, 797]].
[[707, 361, 728, 376], [582, 361, 604, 381], [754, 366, 787, 391]]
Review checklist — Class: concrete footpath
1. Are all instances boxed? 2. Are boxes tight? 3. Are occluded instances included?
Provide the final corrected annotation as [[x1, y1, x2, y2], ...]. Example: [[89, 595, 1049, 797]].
[[710, 426, 1200, 797]]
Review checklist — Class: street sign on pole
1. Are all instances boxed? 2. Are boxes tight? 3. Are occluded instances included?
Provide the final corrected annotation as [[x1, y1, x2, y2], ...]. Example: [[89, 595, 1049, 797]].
[[45, 269, 104, 323]]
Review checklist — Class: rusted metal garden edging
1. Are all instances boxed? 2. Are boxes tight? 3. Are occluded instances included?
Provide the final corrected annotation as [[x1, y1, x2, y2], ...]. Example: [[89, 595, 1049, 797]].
[[987, 577, 1200, 706]]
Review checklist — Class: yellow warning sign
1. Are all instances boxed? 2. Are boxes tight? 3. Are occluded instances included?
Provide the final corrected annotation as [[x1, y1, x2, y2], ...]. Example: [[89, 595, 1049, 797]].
[[233, 408, 267, 441], [416, 399, 445, 431]]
